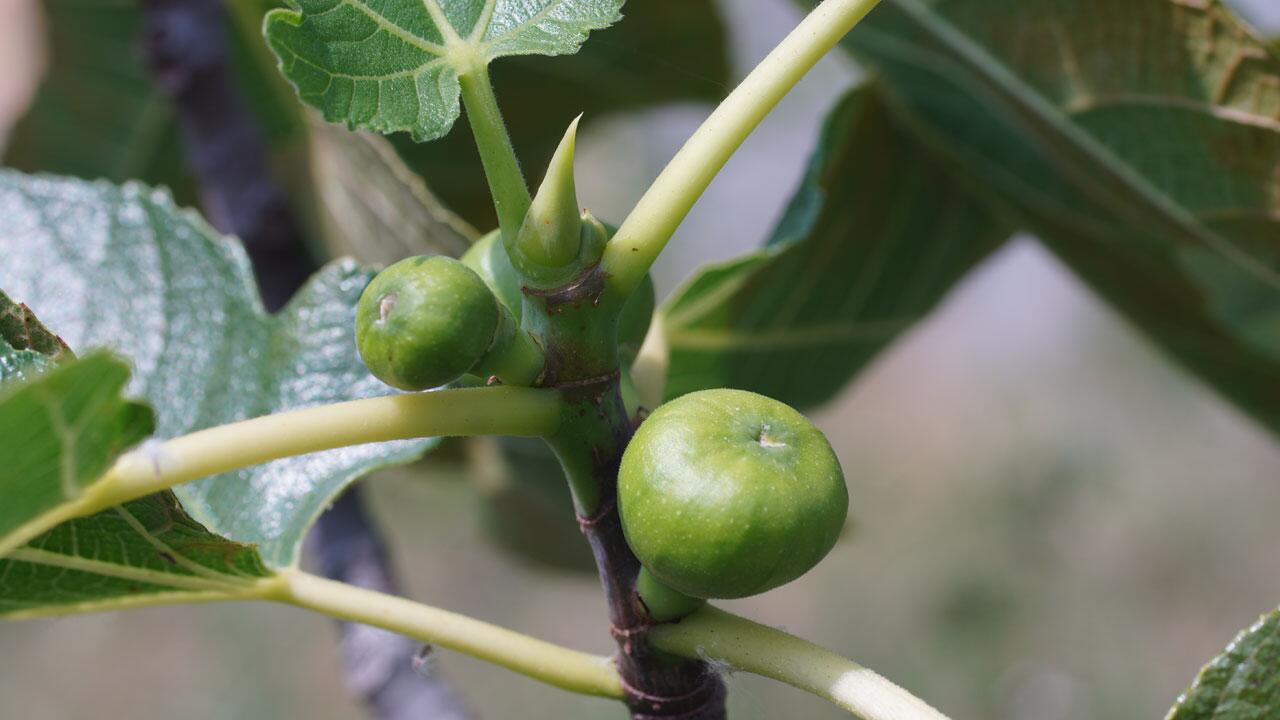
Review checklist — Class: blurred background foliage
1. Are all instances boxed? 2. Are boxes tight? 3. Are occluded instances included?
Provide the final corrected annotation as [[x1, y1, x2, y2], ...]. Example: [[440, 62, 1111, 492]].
[[0, 1, 1278, 719]]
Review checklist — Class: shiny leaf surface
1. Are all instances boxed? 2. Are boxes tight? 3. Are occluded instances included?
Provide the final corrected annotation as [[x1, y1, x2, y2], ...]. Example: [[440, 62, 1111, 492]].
[[0, 171, 435, 568], [838, 0, 1280, 430]]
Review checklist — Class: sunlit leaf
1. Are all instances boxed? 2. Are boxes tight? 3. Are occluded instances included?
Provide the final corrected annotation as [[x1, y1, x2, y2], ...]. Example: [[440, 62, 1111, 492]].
[[265, 0, 624, 141], [0, 171, 435, 568]]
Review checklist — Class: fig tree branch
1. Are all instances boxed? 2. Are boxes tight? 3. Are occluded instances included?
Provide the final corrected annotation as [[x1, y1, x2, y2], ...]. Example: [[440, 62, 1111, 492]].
[[140, 4, 475, 716], [308, 488, 473, 720]]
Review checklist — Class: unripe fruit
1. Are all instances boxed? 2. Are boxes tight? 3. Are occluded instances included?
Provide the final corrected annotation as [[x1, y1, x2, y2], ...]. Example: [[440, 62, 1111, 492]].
[[618, 389, 847, 599], [356, 256, 499, 391]]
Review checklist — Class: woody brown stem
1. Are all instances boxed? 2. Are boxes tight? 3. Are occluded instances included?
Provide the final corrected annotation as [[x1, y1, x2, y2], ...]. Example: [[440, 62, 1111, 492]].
[[533, 275, 726, 719]]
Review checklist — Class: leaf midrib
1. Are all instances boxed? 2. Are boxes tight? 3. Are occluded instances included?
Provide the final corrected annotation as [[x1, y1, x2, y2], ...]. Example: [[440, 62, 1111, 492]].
[[668, 319, 911, 351], [4, 545, 256, 595], [868, 0, 1280, 289]]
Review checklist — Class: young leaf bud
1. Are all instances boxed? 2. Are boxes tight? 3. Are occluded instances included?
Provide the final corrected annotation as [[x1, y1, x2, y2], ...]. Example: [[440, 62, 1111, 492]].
[[512, 115, 583, 276]]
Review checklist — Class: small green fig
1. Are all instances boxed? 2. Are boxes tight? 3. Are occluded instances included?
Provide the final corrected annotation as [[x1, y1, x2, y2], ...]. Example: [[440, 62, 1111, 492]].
[[618, 389, 847, 600], [356, 256, 500, 391]]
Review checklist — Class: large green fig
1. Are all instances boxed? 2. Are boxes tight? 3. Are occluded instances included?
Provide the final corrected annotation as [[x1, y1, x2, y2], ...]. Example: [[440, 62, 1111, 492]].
[[618, 389, 847, 599]]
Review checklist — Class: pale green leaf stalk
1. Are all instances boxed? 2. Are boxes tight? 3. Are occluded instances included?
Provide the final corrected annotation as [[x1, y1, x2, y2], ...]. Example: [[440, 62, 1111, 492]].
[[650, 606, 950, 720], [0, 386, 562, 560]]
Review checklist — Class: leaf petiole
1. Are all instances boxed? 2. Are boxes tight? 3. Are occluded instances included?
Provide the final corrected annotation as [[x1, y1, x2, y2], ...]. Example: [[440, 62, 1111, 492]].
[[458, 62, 532, 244], [649, 605, 949, 720], [0, 386, 563, 558], [601, 0, 883, 299]]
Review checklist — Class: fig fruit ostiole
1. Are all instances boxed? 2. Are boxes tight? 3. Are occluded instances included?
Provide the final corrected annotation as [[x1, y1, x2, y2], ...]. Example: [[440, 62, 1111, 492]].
[[619, 389, 848, 610], [355, 255, 543, 391]]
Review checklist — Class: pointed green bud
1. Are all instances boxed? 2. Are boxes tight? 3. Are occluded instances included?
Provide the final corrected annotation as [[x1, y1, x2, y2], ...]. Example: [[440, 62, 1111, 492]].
[[514, 115, 583, 271]]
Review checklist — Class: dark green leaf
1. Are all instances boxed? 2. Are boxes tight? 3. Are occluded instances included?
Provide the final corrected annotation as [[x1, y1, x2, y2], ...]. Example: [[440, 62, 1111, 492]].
[[0, 352, 154, 556], [265, 0, 625, 142], [0, 171, 435, 568], [395, 0, 731, 227], [0, 290, 71, 385], [838, 0, 1280, 431], [1167, 606, 1280, 719], [0, 493, 276, 619], [662, 83, 1009, 408], [0, 269, 275, 618]]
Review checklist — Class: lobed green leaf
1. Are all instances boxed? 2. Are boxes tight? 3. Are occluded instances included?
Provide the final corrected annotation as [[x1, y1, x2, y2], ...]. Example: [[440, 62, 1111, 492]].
[[0, 297, 275, 618], [0, 171, 435, 568], [0, 493, 275, 619], [265, 0, 624, 142], [835, 0, 1280, 432]]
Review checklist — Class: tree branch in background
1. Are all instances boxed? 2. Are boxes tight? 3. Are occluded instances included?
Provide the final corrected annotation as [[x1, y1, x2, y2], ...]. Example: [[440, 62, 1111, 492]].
[[308, 490, 472, 720], [139, 0, 312, 310], [137, 2, 472, 717]]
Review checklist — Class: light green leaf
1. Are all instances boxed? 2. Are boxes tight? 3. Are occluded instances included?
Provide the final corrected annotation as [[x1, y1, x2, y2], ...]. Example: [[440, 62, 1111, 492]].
[[309, 118, 478, 265], [662, 83, 1009, 409], [265, 0, 624, 142], [0, 352, 154, 557], [837, 0, 1280, 431], [0, 171, 435, 568], [1167, 606, 1280, 719]]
